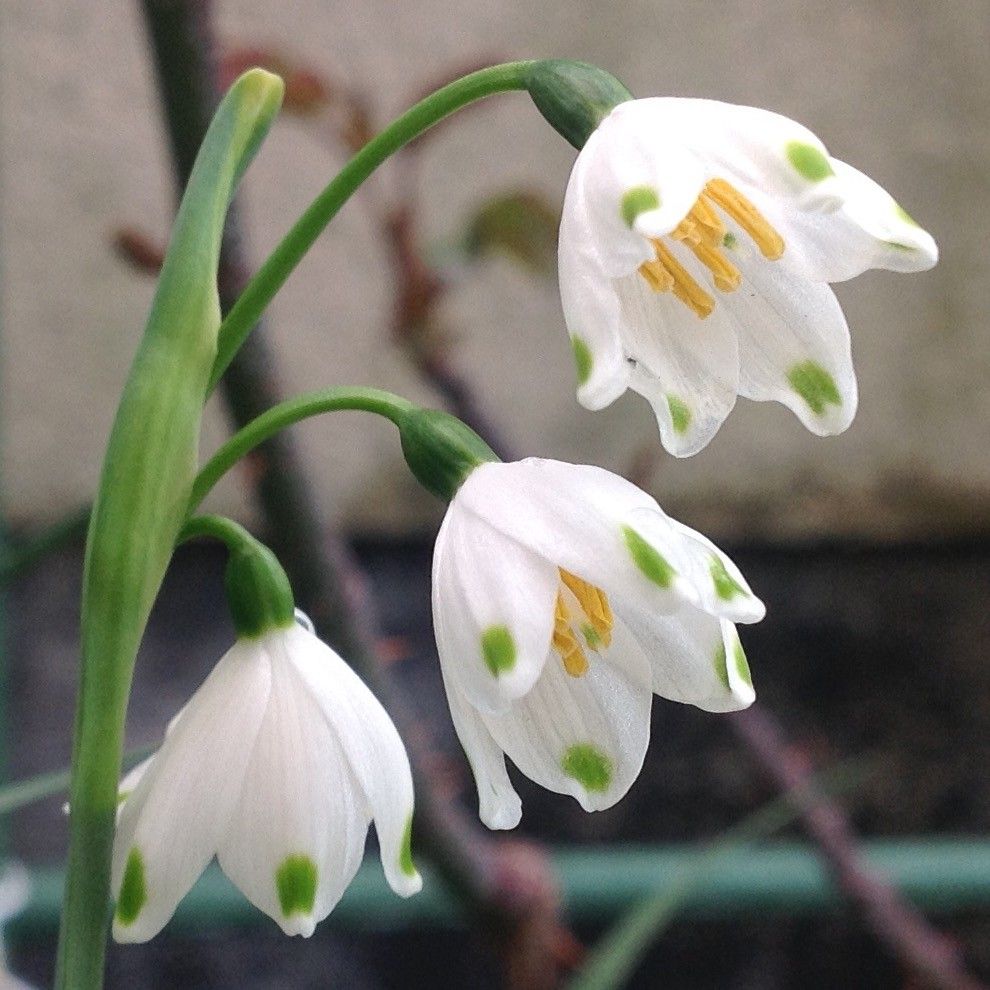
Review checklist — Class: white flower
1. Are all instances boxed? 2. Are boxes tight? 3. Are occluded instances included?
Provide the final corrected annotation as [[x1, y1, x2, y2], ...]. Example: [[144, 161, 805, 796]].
[[559, 98, 939, 456], [432, 457, 764, 828], [111, 620, 421, 943]]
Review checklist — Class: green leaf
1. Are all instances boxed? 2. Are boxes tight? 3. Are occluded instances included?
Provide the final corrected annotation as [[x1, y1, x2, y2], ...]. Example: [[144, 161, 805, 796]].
[[567, 759, 873, 990], [463, 190, 560, 277], [56, 70, 284, 990]]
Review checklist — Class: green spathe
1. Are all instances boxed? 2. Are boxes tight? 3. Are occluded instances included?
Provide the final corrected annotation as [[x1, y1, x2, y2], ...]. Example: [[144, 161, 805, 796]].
[[561, 743, 613, 792], [57, 70, 284, 990], [276, 855, 319, 918], [526, 60, 633, 150], [481, 625, 517, 676], [398, 407, 499, 500]]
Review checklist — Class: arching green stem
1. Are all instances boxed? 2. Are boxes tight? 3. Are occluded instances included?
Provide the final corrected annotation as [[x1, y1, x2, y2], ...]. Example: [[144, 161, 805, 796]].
[[208, 60, 536, 391], [189, 387, 414, 512]]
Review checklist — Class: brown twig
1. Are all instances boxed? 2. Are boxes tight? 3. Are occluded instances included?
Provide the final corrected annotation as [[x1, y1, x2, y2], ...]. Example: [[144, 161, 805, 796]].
[[731, 704, 986, 990]]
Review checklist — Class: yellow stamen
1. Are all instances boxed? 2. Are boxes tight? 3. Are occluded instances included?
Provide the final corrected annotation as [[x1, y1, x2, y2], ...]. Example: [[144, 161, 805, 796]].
[[704, 178, 785, 260], [671, 215, 702, 245], [651, 241, 715, 319], [559, 569, 614, 648], [553, 594, 589, 677], [688, 196, 726, 247], [686, 240, 741, 292], [638, 258, 674, 292]]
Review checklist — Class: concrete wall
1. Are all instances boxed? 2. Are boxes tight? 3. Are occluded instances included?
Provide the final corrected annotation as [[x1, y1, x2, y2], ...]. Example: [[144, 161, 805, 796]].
[[3, 0, 987, 538]]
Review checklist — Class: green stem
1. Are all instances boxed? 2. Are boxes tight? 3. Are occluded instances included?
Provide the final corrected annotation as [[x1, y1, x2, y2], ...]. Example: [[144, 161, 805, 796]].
[[178, 514, 257, 550], [188, 388, 414, 512], [208, 60, 535, 390]]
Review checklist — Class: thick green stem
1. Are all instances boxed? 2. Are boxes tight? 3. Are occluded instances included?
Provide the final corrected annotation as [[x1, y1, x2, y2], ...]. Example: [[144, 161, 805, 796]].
[[208, 61, 535, 390], [188, 387, 414, 512]]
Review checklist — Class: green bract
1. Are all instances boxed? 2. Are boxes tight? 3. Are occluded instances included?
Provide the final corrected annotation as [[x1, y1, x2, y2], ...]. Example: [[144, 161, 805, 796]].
[[57, 69, 284, 990], [397, 407, 500, 500], [525, 59, 633, 150]]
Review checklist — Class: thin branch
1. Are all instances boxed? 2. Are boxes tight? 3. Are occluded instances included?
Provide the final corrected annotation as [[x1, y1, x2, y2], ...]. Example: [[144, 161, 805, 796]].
[[731, 704, 986, 990]]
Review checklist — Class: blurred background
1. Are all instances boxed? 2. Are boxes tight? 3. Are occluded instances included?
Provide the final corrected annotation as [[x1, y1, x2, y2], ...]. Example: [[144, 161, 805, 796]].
[[1, 0, 988, 987]]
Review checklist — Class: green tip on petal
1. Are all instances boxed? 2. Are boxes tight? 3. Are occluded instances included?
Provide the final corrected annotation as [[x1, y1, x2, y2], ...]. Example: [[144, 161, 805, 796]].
[[399, 814, 417, 878], [622, 525, 676, 589], [710, 555, 747, 601], [714, 641, 730, 691], [733, 636, 753, 689], [620, 186, 661, 228], [115, 847, 148, 926], [787, 360, 842, 416], [894, 203, 920, 227], [276, 855, 318, 919], [785, 140, 834, 182], [667, 394, 692, 435], [561, 743, 613, 793], [571, 336, 593, 386], [481, 625, 517, 677]]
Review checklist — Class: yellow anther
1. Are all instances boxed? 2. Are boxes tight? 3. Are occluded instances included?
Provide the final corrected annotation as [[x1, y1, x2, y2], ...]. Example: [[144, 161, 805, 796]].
[[688, 197, 726, 247], [686, 239, 741, 292], [651, 241, 715, 318], [671, 216, 702, 245], [638, 258, 674, 292], [553, 594, 589, 677], [559, 569, 613, 648], [704, 178, 785, 260]]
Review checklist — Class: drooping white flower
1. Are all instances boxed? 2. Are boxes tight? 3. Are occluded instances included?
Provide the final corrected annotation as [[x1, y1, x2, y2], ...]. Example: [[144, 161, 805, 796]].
[[111, 619, 421, 942], [559, 98, 939, 456], [432, 457, 763, 828]]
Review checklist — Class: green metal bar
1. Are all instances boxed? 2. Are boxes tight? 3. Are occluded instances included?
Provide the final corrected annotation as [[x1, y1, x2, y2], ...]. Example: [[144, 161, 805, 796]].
[[9, 840, 990, 937]]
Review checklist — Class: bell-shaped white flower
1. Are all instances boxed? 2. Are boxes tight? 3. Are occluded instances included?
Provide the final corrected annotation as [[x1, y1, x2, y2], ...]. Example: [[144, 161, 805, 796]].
[[111, 619, 421, 943], [559, 98, 939, 456], [432, 457, 764, 828]]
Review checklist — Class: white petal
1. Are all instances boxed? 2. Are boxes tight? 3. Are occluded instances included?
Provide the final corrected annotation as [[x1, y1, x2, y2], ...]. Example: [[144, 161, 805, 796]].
[[624, 606, 755, 713], [111, 641, 272, 943], [454, 460, 697, 614], [558, 192, 631, 411], [636, 98, 845, 210], [638, 513, 765, 624], [482, 610, 653, 812], [569, 102, 706, 277], [286, 625, 421, 898], [432, 503, 558, 714], [718, 243, 857, 436], [217, 636, 370, 937], [440, 662, 521, 830], [613, 261, 741, 456]]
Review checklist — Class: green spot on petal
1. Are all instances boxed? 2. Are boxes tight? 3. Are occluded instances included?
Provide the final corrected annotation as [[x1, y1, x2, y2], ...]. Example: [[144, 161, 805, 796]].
[[722, 231, 738, 250], [710, 555, 747, 601], [561, 743, 613, 793], [622, 525, 676, 589], [787, 360, 842, 416], [620, 185, 660, 228], [667, 394, 692, 435], [884, 240, 917, 252], [276, 854, 318, 919], [785, 141, 834, 182], [399, 814, 417, 877], [571, 336, 593, 386], [734, 636, 753, 689], [481, 625, 516, 677], [714, 641, 730, 691], [115, 847, 147, 926]]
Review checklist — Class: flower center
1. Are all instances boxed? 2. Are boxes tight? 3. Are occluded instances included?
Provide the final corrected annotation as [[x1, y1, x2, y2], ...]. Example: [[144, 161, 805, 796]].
[[638, 178, 785, 319], [552, 569, 613, 677]]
